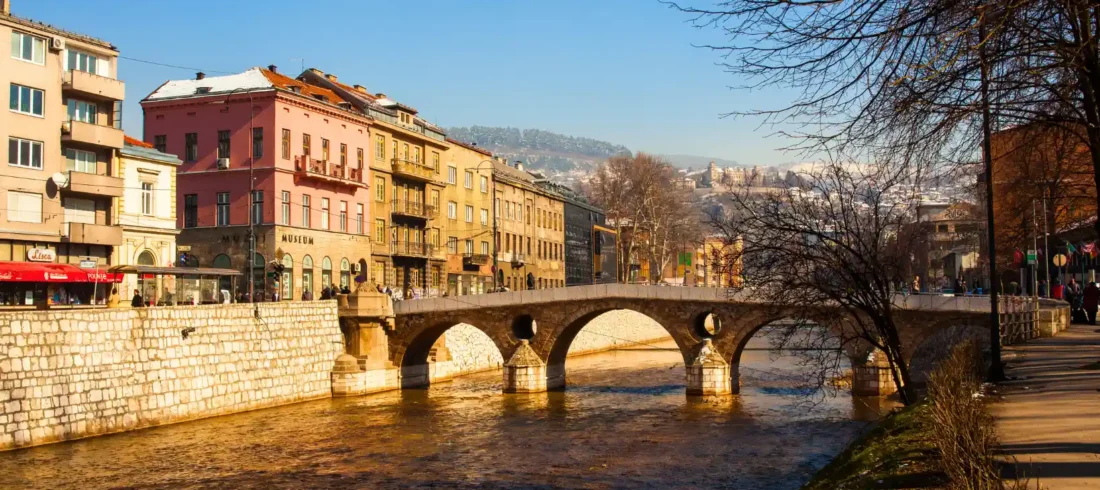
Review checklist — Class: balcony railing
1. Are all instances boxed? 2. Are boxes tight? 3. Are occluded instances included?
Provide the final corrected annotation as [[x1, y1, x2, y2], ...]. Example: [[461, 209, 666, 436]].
[[391, 158, 436, 182], [510, 253, 527, 266], [463, 253, 491, 266], [63, 70, 125, 101], [65, 170, 124, 198], [391, 200, 437, 219], [391, 240, 432, 258], [294, 156, 365, 187], [65, 222, 122, 246], [62, 120, 123, 149]]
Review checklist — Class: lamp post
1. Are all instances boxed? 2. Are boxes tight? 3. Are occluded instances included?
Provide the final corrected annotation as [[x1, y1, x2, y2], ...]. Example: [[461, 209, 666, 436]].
[[224, 88, 256, 303], [474, 159, 498, 290], [978, 7, 1004, 381]]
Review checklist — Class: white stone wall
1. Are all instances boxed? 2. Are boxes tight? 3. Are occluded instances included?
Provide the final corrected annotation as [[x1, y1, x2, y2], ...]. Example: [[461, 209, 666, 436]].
[[444, 309, 670, 376], [0, 301, 343, 451]]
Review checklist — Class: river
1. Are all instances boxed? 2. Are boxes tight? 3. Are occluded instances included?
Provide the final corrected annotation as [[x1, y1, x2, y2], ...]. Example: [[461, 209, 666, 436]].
[[0, 336, 897, 490]]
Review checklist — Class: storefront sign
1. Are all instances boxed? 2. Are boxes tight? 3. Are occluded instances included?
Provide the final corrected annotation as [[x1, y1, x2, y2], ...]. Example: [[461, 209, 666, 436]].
[[47, 272, 69, 280], [178, 245, 192, 252], [26, 248, 56, 262], [79, 259, 97, 269], [281, 234, 314, 245]]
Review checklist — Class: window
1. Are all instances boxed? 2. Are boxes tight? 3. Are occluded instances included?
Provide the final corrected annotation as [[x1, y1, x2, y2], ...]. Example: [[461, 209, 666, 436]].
[[356, 203, 364, 234], [447, 166, 457, 185], [216, 192, 230, 226], [185, 133, 198, 162], [402, 143, 409, 160], [430, 189, 440, 210], [465, 239, 474, 254], [320, 198, 330, 229], [141, 182, 154, 216], [184, 194, 197, 228], [67, 49, 102, 74], [375, 219, 385, 244], [302, 194, 311, 228], [432, 152, 440, 170], [281, 129, 290, 159], [481, 241, 489, 255], [340, 143, 347, 166], [9, 84, 44, 116], [252, 127, 263, 158], [464, 170, 473, 189], [339, 201, 347, 232], [322, 138, 330, 161], [447, 237, 458, 254], [217, 130, 230, 159], [375, 177, 385, 202], [480, 209, 488, 226], [65, 148, 96, 173], [303, 134, 311, 157], [480, 176, 488, 193], [11, 32, 45, 64], [517, 203, 523, 223], [154, 135, 167, 153], [391, 140, 397, 161], [63, 198, 96, 224], [7, 137, 43, 169], [67, 99, 97, 124], [7, 191, 41, 223], [431, 228, 440, 248], [357, 147, 364, 168], [375, 135, 385, 160], [281, 191, 290, 225], [413, 147, 421, 163], [447, 201, 457, 220], [251, 191, 263, 224], [526, 204, 531, 225], [465, 205, 474, 223]]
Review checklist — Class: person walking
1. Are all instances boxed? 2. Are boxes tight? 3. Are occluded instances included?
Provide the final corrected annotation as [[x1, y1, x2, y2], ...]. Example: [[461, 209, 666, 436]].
[[1083, 282, 1100, 325], [130, 289, 144, 308], [107, 288, 120, 308]]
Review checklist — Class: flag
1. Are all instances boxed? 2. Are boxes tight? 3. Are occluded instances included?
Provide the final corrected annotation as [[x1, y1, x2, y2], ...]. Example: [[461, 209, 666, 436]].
[[1013, 248, 1024, 266], [1067, 242, 1078, 263], [1085, 242, 1098, 258]]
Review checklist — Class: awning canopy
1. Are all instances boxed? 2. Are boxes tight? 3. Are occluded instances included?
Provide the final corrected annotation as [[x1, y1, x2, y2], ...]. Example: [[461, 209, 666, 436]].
[[108, 265, 242, 276], [0, 261, 123, 283]]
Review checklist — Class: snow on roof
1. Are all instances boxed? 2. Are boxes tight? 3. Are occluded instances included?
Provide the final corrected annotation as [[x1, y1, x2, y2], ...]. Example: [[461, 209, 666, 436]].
[[375, 97, 397, 107], [145, 68, 274, 101]]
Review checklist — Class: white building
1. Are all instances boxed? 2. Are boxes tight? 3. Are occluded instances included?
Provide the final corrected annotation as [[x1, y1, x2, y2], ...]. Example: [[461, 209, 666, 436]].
[[113, 136, 180, 301]]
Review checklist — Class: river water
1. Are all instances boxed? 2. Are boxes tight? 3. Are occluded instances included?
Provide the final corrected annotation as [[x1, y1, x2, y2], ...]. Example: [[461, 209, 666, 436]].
[[0, 337, 897, 490]]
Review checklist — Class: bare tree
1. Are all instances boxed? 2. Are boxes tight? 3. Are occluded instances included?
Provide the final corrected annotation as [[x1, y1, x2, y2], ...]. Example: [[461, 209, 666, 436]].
[[708, 161, 926, 404]]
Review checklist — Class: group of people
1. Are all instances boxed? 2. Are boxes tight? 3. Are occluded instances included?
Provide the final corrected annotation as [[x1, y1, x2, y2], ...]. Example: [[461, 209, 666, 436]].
[[1063, 278, 1100, 325], [301, 284, 352, 301]]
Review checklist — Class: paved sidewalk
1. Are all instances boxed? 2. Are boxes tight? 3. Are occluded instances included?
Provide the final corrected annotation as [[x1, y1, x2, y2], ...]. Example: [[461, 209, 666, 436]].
[[991, 323, 1100, 488]]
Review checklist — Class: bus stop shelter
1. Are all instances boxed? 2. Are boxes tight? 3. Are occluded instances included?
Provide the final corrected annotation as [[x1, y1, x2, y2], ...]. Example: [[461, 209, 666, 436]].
[[108, 265, 241, 306]]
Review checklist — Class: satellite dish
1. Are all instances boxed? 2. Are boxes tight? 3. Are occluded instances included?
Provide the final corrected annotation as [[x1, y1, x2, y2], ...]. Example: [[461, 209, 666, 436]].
[[51, 172, 70, 188]]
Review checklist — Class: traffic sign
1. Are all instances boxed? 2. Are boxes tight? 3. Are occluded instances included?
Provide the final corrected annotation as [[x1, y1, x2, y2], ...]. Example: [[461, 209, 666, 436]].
[[1053, 254, 1067, 267], [1027, 250, 1037, 265]]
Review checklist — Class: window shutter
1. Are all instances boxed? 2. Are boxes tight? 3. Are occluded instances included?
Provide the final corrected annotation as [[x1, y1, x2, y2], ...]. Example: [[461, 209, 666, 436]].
[[97, 58, 109, 77]]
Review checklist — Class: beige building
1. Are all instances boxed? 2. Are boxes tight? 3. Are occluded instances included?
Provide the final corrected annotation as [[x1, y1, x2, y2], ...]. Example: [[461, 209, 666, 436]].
[[114, 136, 180, 302], [0, 2, 125, 266], [493, 161, 565, 290], [441, 139, 494, 295]]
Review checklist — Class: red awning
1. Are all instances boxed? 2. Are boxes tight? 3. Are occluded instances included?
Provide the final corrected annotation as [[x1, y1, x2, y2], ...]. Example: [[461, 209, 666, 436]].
[[0, 261, 123, 283]]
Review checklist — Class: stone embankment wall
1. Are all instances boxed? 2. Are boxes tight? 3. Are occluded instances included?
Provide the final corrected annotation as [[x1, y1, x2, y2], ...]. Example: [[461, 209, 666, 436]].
[[444, 309, 670, 376], [0, 302, 343, 451]]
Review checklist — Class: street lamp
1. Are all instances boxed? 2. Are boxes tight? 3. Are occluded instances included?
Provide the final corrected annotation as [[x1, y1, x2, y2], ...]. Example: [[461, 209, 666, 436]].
[[223, 88, 256, 303], [473, 159, 498, 290], [977, 6, 1004, 381]]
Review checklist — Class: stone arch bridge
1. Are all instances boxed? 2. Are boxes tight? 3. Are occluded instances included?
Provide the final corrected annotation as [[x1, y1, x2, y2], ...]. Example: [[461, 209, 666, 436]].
[[336, 284, 1001, 397]]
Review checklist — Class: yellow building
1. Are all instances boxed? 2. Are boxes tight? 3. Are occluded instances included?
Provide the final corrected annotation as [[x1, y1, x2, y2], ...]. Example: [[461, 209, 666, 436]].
[[441, 139, 494, 295], [492, 161, 565, 290]]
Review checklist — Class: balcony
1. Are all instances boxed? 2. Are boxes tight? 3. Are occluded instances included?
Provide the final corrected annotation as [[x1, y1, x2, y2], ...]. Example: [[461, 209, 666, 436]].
[[63, 70, 125, 102], [294, 156, 366, 188], [391, 241, 432, 259], [510, 253, 527, 266], [65, 170, 124, 198], [463, 253, 491, 266], [62, 120, 123, 149], [391, 199, 437, 220], [391, 158, 436, 183], [65, 222, 122, 246]]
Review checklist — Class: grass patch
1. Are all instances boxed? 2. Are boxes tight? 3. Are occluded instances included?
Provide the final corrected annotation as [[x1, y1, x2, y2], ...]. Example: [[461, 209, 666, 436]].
[[802, 401, 947, 490]]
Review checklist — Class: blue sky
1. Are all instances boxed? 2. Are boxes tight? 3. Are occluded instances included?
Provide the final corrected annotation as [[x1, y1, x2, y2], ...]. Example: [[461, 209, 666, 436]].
[[20, 0, 799, 166]]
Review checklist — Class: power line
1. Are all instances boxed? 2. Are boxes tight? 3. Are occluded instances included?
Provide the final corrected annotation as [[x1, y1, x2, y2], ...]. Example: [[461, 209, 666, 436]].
[[118, 56, 233, 74]]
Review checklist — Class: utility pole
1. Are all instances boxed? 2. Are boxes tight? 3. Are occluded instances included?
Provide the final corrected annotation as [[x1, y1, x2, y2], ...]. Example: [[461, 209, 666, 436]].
[[1043, 193, 1051, 291], [1033, 199, 1040, 298], [225, 88, 256, 307], [978, 9, 1004, 381]]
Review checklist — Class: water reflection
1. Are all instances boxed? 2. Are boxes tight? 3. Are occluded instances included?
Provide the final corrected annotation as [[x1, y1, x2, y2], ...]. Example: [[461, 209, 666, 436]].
[[0, 339, 897, 490]]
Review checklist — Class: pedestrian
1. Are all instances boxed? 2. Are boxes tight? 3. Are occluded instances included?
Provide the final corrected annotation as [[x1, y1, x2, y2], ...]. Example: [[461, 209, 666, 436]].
[[912, 275, 921, 294], [319, 287, 330, 300], [1084, 281, 1100, 325], [302, 288, 313, 301], [341, 285, 351, 295], [953, 277, 963, 296], [1038, 279, 1048, 298], [130, 289, 144, 308], [107, 288, 120, 308]]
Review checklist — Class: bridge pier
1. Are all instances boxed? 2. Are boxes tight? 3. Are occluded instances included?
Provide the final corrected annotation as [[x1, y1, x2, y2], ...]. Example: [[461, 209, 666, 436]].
[[851, 354, 898, 397], [686, 339, 733, 396], [332, 289, 401, 396], [503, 340, 548, 393]]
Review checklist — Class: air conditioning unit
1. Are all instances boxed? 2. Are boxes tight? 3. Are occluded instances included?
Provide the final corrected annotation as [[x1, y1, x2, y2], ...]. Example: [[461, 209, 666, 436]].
[[353, 263, 362, 273], [216, 158, 230, 170], [50, 37, 65, 51]]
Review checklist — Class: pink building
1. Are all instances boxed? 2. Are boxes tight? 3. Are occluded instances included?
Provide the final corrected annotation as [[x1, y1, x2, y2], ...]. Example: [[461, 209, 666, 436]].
[[141, 66, 372, 300]]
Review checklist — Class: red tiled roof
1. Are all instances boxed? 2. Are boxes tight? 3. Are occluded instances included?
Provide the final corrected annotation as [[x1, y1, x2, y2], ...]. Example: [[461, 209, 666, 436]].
[[328, 78, 377, 102], [260, 69, 346, 105], [124, 135, 154, 148], [446, 138, 493, 157]]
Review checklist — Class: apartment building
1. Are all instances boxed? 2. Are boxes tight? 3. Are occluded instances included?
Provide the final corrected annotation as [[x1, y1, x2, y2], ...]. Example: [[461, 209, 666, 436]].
[[114, 136, 180, 301], [301, 69, 449, 298], [492, 161, 566, 290], [0, 2, 125, 268], [441, 139, 494, 295], [141, 66, 373, 300]]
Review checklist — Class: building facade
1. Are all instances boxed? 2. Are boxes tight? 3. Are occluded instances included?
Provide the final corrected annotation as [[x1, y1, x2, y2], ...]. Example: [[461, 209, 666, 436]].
[[441, 139, 494, 295], [115, 136, 180, 301], [141, 67, 373, 301], [543, 182, 606, 287], [492, 161, 565, 290], [0, 4, 125, 267]]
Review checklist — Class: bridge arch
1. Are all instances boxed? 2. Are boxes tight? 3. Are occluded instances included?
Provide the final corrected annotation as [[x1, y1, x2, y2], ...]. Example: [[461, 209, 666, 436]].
[[398, 320, 509, 388]]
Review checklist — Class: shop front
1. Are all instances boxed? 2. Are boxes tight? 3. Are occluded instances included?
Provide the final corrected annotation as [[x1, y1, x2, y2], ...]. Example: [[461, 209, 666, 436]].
[[0, 261, 122, 308], [108, 265, 242, 305]]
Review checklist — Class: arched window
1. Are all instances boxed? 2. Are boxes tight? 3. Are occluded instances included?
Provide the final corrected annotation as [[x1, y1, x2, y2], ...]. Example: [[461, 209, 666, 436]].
[[137, 250, 156, 266], [281, 254, 293, 300], [321, 256, 332, 288], [213, 254, 232, 292], [339, 258, 351, 289], [302, 255, 314, 296]]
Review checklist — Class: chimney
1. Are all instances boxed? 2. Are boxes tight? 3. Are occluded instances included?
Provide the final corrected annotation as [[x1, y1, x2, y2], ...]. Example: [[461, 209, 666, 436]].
[[325, 73, 338, 82], [1, 0, 10, 15], [267, 64, 277, 73], [195, 72, 205, 80], [514, 161, 524, 171], [375, 93, 386, 99], [353, 84, 368, 94]]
